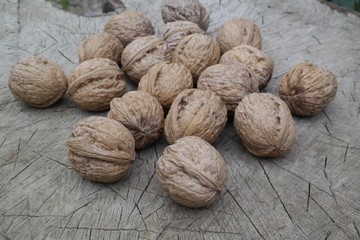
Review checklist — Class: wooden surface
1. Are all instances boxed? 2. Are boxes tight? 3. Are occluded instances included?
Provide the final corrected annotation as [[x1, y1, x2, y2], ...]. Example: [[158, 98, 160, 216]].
[[1, 0, 360, 239]]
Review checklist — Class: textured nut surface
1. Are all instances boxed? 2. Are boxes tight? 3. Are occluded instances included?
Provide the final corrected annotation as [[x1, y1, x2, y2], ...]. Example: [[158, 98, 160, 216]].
[[220, 45, 274, 90], [121, 35, 171, 84], [279, 62, 338, 116], [104, 11, 154, 46], [108, 91, 164, 150], [216, 18, 262, 54], [234, 93, 296, 157], [78, 32, 123, 64], [161, 0, 210, 31], [68, 58, 126, 111], [172, 34, 220, 81], [138, 62, 193, 109], [8, 56, 67, 108], [164, 89, 227, 144], [156, 136, 227, 208], [67, 116, 136, 183], [197, 64, 259, 113]]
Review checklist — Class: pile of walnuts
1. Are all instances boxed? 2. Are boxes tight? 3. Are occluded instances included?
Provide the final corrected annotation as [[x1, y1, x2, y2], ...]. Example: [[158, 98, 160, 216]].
[[8, 0, 338, 208]]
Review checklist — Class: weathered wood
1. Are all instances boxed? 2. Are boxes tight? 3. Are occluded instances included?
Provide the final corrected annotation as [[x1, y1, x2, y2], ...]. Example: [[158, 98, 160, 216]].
[[1, 0, 360, 239]]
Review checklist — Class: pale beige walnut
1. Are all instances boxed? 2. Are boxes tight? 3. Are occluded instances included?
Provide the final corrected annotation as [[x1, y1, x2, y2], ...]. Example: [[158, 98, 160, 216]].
[[121, 35, 171, 84], [161, 0, 210, 31], [216, 18, 262, 54], [68, 58, 126, 111], [279, 62, 338, 116], [108, 91, 164, 150], [156, 136, 227, 208], [164, 89, 227, 144], [78, 32, 123, 64], [67, 116, 135, 183], [220, 45, 273, 90], [138, 62, 193, 109], [234, 93, 296, 157], [8, 56, 67, 108], [197, 64, 259, 113], [104, 11, 154, 46], [172, 34, 220, 81]]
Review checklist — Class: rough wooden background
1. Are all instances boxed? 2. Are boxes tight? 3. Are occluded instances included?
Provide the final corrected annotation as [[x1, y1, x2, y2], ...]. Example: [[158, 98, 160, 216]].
[[1, 0, 360, 239]]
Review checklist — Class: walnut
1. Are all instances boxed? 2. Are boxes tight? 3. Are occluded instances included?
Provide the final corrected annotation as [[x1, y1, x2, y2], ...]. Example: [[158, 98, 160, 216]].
[[68, 58, 126, 111], [104, 11, 154, 47], [67, 116, 135, 183], [220, 45, 274, 90], [197, 64, 259, 113], [8, 56, 67, 108], [279, 62, 338, 116], [164, 89, 227, 144], [108, 91, 164, 150], [216, 18, 262, 54], [78, 32, 123, 64], [234, 93, 296, 157], [161, 0, 210, 31], [172, 34, 220, 81], [156, 136, 227, 208], [138, 62, 193, 109], [121, 35, 171, 84]]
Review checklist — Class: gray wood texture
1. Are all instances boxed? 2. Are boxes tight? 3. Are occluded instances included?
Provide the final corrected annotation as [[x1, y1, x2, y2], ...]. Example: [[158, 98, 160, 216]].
[[1, 0, 360, 239]]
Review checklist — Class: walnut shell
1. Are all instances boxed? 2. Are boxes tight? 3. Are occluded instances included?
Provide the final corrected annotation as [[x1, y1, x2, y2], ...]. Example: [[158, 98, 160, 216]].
[[197, 64, 259, 113], [108, 91, 164, 150], [279, 62, 338, 116], [104, 11, 154, 46], [138, 62, 193, 109], [156, 136, 227, 208], [121, 35, 171, 84], [220, 45, 274, 90], [216, 18, 262, 54], [234, 93, 296, 157], [8, 56, 67, 108], [68, 58, 126, 111], [172, 34, 220, 81], [67, 116, 136, 183], [161, 0, 210, 31], [164, 89, 227, 144]]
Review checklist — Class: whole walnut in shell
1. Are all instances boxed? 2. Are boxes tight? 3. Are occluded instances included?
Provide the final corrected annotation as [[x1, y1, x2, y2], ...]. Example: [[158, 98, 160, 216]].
[[234, 93, 296, 157], [104, 11, 154, 46], [197, 64, 259, 113], [164, 89, 227, 144], [156, 136, 227, 208], [279, 62, 338, 116], [220, 45, 274, 90], [68, 58, 126, 111], [138, 62, 193, 109], [67, 116, 135, 183], [8, 56, 67, 108], [108, 91, 164, 150]]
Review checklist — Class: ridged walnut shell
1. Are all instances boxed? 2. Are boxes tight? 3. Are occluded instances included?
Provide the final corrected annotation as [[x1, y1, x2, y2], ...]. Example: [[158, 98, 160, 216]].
[[164, 89, 227, 144], [216, 18, 262, 54], [279, 62, 338, 116], [161, 0, 210, 31], [138, 62, 193, 109], [67, 116, 136, 183], [108, 91, 164, 150], [104, 11, 154, 47], [156, 136, 227, 208], [172, 34, 220, 81], [220, 45, 274, 90], [197, 64, 259, 113], [8, 56, 67, 108], [68, 58, 126, 111], [234, 93, 296, 157], [121, 36, 171, 84]]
